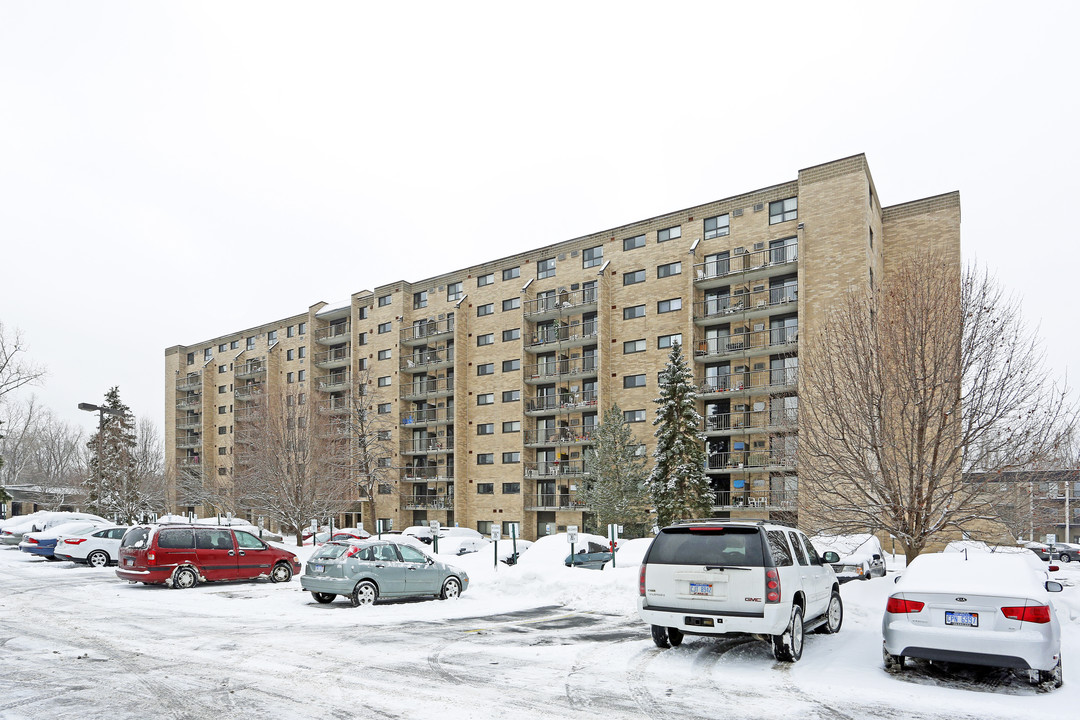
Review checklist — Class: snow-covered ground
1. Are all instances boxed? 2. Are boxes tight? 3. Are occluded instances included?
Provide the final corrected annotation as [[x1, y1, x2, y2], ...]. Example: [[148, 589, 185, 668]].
[[1, 537, 1078, 719]]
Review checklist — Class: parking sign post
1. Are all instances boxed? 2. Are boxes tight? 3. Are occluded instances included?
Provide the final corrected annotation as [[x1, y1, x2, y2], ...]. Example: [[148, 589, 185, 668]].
[[567, 525, 578, 566], [491, 527, 502, 569], [431, 521, 441, 554]]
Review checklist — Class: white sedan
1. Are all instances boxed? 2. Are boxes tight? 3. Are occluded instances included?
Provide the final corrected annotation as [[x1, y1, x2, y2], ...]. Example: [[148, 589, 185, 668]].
[[54, 525, 130, 567], [882, 552, 1063, 687]]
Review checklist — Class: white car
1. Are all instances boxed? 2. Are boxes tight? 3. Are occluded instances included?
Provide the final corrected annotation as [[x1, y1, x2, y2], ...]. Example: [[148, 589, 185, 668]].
[[1, 511, 107, 545], [638, 519, 843, 662], [812, 533, 887, 582], [882, 552, 1063, 687], [54, 525, 130, 566], [18, 520, 109, 558]]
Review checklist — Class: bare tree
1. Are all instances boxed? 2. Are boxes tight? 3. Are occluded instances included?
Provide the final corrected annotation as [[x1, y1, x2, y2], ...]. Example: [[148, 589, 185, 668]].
[[0, 322, 46, 404], [0, 395, 43, 486], [29, 410, 86, 510], [129, 417, 167, 516], [338, 369, 395, 532], [234, 388, 355, 545], [798, 256, 1075, 562]]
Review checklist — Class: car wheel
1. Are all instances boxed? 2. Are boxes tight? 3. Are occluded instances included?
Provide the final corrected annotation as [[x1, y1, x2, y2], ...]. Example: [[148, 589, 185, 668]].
[[883, 645, 905, 673], [87, 550, 110, 568], [772, 605, 804, 662], [817, 590, 843, 634], [1060, 553, 1071, 563], [350, 580, 377, 607], [311, 592, 335, 604], [651, 624, 670, 649], [667, 627, 684, 647], [269, 562, 293, 583], [172, 566, 198, 590], [440, 577, 461, 600]]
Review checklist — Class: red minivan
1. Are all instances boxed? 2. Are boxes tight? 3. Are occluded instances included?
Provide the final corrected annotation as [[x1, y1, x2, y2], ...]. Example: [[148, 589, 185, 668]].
[[116, 525, 302, 589]]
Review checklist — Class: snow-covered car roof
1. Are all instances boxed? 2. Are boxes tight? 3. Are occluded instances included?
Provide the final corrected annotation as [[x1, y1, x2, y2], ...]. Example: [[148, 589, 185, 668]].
[[811, 533, 882, 560], [23, 520, 107, 539], [896, 552, 1051, 598]]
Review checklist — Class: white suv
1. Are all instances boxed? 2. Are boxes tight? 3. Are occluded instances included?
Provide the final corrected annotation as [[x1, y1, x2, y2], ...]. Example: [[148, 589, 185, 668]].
[[638, 519, 843, 661]]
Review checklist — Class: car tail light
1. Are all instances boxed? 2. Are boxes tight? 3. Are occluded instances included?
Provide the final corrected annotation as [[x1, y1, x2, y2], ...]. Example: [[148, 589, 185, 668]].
[[765, 568, 781, 603], [147, 552, 156, 563], [639, 564, 647, 596], [1049, 565, 1060, 572], [1001, 604, 1051, 624], [65, 538, 88, 545], [26, 537, 38, 544], [885, 596, 925, 613]]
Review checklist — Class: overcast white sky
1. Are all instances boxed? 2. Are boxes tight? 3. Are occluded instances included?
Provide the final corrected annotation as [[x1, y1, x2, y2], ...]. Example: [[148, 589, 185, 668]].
[[1, 1, 1077, 435]]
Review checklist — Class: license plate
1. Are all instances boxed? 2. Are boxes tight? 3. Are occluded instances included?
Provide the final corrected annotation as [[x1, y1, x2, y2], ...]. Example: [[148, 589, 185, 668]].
[[689, 582, 713, 596], [312, 564, 324, 573], [945, 611, 978, 627], [124, 558, 133, 566]]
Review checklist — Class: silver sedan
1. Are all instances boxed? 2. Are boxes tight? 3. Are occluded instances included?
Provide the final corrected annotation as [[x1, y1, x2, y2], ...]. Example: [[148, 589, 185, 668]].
[[300, 539, 468, 607]]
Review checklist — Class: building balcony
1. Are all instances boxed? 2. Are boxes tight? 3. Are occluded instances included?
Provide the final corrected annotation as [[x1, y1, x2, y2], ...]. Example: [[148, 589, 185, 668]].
[[234, 383, 264, 400], [400, 437, 453, 456], [402, 377, 454, 401], [523, 356, 598, 385], [176, 414, 202, 430], [235, 407, 259, 423], [176, 373, 202, 392], [317, 371, 351, 393], [401, 407, 454, 427], [693, 326, 798, 363], [705, 450, 795, 473], [234, 361, 266, 381], [523, 287, 598, 321], [525, 491, 587, 511], [404, 494, 454, 511], [525, 391, 598, 417], [402, 465, 454, 483], [699, 369, 798, 400], [177, 457, 202, 468], [314, 323, 351, 346], [709, 489, 798, 511], [524, 321, 598, 353], [176, 434, 202, 450], [400, 318, 455, 346], [314, 346, 351, 370], [176, 395, 202, 410], [524, 460, 588, 479], [701, 409, 798, 436], [400, 347, 454, 374], [317, 397, 351, 415], [694, 286, 798, 326], [693, 241, 799, 290], [523, 427, 595, 448]]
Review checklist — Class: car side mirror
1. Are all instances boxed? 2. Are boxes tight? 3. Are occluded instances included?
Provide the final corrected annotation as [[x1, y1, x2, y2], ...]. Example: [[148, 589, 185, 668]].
[[822, 551, 840, 564], [872, 554, 881, 560], [1046, 581, 1063, 593]]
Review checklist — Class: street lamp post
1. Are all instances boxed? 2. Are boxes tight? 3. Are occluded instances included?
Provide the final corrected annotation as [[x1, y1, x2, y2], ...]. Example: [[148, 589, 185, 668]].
[[78, 402, 125, 513]]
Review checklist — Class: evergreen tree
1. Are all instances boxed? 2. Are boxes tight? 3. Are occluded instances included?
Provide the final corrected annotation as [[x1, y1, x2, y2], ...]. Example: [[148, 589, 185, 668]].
[[582, 404, 651, 536], [647, 342, 710, 527], [84, 386, 137, 520]]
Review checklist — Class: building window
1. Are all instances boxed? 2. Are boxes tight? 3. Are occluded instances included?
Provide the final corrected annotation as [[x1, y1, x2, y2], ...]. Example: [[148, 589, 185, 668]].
[[377, 322, 391, 334], [218, 447, 226, 456], [537, 257, 556, 279], [218, 405, 226, 414], [623, 269, 646, 286], [502, 421, 520, 433], [298, 322, 306, 335], [377, 376, 391, 387], [286, 326, 294, 339], [298, 393, 305, 405], [219, 343, 228, 352], [477, 363, 494, 376], [478, 273, 494, 287], [769, 197, 798, 224], [657, 226, 681, 243], [358, 307, 368, 320], [624, 339, 646, 354], [377, 457, 392, 468], [447, 282, 463, 301], [218, 426, 227, 434], [377, 403, 392, 414], [358, 332, 367, 345], [287, 372, 295, 383], [477, 333, 494, 346], [357, 358, 366, 370], [218, 385, 226, 393], [230, 340, 239, 350], [267, 330, 277, 345], [203, 348, 212, 361], [477, 303, 494, 317], [624, 374, 646, 389], [658, 333, 682, 349], [502, 328, 520, 342], [287, 349, 295, 361], [502, 266, 520, 281], [502, 480, 520, 492], [413, 291, 428, 309], [623, 234, 645, 251], [624, 409, 646, 423], [477, 423, 495, 435], [378, 294, 392, 307], [477, 520, 493, 534], [297, 370, 306, 382], [502, 359, 520, 372], [477, 458, 494, 468], [298, 346, 306, 359], [378, 349, 391, 360], [502, 390, 520, 402], [246, 337, 256, 351], [623, 305, 645, 320], [477, 393, 494, 405], [657, 261, 681, 278], [502, 297, 520, 311], [218, 365, 227, 374], [582, 245, 603, 268], [186, 352, 195, 365], [477, 479, 494, 489], [658, 297, 682, 314], [704, 214, 730, 239], [376, 430, 392, 441]]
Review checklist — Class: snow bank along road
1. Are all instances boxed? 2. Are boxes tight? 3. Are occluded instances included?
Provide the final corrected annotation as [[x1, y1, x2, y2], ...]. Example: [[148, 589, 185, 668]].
[[1, 544, 1078, 720]]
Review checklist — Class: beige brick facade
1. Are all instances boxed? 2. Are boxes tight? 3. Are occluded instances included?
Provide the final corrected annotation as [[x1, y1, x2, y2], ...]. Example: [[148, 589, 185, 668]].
[[164, 154, 960, 540]]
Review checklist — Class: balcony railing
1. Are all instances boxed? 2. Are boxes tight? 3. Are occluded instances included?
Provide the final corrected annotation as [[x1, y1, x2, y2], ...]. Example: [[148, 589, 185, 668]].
[[526, 321, 598, 349], [400, 317, 455, 344], [234, 383, 264, 400], [314, 347, 351, 368], [314, 323, 351, 344], [694, 242, 798, 283], [523, 356, 598, 382], [699, 368, 798, 396], [317, 371, 351, 392], [401, 347, 454, 372], [523, 428, 595, 445], [526, 491, 587, 510], [523, 287, 598, 318], [401, 437, 453, 454], [709, 489, 798, 509], [401, 407, 454, 426], [702, 409, 798, 433], [176, 395, 202, 410], [694, 326, 798, 359], [176, 414, 201, 430], [176, 374, 202, 392], [525, 391, 598, 413], [317, 397, 351, 415], [706, 449, 795, 471], [404, 494, 454, 510], [402, 376, 454, 398], [524, 460, 588, 478], [177, 457, 201, 468], [234, 361, 266, 380], [402, 465, 454, 482], [695, 286, 798, 322], [176, 435, 201, 450]]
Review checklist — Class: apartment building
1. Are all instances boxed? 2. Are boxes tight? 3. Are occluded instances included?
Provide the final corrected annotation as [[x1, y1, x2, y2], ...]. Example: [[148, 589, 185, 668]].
[[164, 154, 961, 540]]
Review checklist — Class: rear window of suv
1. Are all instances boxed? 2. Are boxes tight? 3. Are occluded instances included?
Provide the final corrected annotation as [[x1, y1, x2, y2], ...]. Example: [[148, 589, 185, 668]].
[[121, 527, 150, 548], [647, 526, 766, 567]]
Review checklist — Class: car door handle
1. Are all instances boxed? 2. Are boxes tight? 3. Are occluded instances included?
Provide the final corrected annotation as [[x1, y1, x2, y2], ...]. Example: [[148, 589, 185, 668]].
[[239, 551, 246, 556], [228, 551, 235, 556], [374, 564, 385, 568], [407, 566, 416, 570]]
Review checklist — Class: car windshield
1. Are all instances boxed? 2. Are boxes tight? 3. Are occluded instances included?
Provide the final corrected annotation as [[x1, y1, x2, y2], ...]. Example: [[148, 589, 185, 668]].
[[312, 542, 357, 560]]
